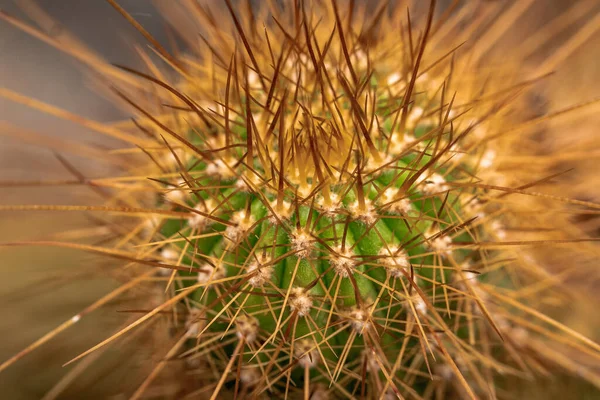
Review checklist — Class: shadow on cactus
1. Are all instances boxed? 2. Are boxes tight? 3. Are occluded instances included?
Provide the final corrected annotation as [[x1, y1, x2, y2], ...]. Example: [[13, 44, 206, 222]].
[[1, 0, 600, 399]]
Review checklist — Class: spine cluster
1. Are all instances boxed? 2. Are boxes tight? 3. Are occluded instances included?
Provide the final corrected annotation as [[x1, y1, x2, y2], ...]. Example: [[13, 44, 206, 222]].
[[135, 3, 548, 399]]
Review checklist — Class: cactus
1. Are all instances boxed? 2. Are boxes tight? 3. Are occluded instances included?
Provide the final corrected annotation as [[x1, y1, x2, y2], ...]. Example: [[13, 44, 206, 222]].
[[1, 1, 600, 399]]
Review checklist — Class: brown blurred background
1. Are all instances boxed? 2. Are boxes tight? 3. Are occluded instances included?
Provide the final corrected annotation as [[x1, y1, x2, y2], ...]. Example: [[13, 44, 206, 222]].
[[0, 1, 169, 398], [1, 1, 599, 399]]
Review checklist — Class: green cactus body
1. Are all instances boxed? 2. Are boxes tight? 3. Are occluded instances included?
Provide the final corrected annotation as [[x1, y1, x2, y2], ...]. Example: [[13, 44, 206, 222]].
[[152, 80, 482, 397]]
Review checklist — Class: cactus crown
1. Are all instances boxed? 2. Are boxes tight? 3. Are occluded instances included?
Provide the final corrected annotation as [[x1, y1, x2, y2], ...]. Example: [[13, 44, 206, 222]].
[[139, 2, 539, 398]]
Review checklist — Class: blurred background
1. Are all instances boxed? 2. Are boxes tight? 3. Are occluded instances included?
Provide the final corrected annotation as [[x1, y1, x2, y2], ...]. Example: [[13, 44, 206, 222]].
[[0, 1, 599, 399], [0, 2, 170, 398]]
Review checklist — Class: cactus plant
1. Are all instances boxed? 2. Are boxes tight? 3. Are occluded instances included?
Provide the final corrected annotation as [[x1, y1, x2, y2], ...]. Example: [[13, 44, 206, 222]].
[[1, 1, 600, 399]]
